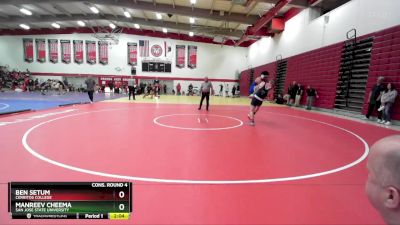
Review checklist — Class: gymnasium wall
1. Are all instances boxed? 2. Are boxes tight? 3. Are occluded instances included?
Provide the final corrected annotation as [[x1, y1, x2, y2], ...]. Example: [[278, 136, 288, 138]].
[[363, 25, 400, 119], [246, 0, 400, 69], [0, 33, 247, 82], [240, 24, 400, 120]]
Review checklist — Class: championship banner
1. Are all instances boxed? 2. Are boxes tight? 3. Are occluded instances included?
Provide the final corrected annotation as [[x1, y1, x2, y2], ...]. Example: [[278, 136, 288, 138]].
[[127, 42, 137, 66], [48, 39, 58, 63], [98, 41, 108, 65], [73, 40, 83, 64], [176, 45, 185, 68], [36, 39, 46, 63], [86, 41, 96, 64], [23, 39, 33, 63], [188, 45, 197, 69], [61, 40, 71, 64]]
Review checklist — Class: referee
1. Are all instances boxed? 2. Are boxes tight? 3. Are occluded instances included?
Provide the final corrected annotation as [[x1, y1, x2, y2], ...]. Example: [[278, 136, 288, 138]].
[[198, 76, 214, 111]]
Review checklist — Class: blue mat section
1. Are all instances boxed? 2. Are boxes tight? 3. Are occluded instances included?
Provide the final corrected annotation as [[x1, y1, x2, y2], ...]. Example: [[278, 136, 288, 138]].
[[0, 91, 122, 114]]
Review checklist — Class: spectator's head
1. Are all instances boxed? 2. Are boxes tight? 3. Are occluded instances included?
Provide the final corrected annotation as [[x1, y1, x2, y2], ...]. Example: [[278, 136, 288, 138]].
[[292, 81, 297, 85], [366, 135, 400, 225], [307, 85, 311, 89], [204, 76, 209, 82], [387, 83, 395, 91], [377, 76, 385, 85]]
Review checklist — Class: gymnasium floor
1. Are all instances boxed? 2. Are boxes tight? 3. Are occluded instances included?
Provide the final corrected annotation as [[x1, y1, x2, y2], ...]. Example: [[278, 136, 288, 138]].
[[0, 94, 398, 224]]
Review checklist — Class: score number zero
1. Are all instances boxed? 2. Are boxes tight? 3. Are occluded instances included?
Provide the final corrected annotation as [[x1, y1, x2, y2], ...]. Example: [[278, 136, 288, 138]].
[[118, 191, 126, 211]]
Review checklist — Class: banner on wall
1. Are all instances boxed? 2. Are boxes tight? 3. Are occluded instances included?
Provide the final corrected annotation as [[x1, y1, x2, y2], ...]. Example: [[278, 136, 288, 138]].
[[98, 41, 108, 65], [164, 41, 172, 58], [188, 45, 197, 69], [86, 41, 96, 64], [61, 40, 71, 64], [23, 39, 34, 63], [48, 39, 58, 63], [127, 42, 137, 66], [36, 39, 46, 63], [176, 45, 185, 68], [73, 40, 83, 64]]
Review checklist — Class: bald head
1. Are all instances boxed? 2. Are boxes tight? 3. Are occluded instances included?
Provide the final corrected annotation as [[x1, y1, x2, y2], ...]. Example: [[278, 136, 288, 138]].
[[366, 135, 400, 225], [369, 135, 400, 186]]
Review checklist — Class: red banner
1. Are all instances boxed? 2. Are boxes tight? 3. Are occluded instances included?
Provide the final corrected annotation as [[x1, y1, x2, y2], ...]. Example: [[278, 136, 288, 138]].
[[127, 42, 137, 66], [48, 39, 58, 63], [23, 39, 33, 63], [176, 45, 185, 68], [98, 41, 108, 65], [61, 40, 71, 64], [36, 39, 46, 63], [73, 40, 83, 64], [86, 41, 96, 64], [188, 45, 197, 69]]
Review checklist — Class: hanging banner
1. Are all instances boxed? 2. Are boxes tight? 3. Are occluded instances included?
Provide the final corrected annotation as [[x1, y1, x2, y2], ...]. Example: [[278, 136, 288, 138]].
[[73, 40, 83, 64], [48, 39, 58, 63], [127, 42, 137, 66], [176, 45, 185, 68], [98, 41, 108, 65], [23, 39, 34, 63], [188, 45, 197, 69], [36, 39, 46, 63], [86, 40, 96, 64], [61, 40, 71, 64]]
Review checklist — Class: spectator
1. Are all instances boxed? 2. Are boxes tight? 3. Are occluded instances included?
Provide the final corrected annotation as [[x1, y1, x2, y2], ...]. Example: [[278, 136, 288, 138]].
[[232, 85, 236, 97], [225, 83, 229, 97], [366, 135, 400, 225], [85, 76, 96, 103], [163, 84, 167, 94], [287, 81, 299, 105], [294, 83, 303, 107], [127, 77, 136, 100], [219, 84, 223, 96], [275, 94, 284, 104], [366, 76, 386, 122], [306, 85, 319, 110], [379, 83, 398, 125], [188, 83, 193, 96], [176, 83, 181, 95]]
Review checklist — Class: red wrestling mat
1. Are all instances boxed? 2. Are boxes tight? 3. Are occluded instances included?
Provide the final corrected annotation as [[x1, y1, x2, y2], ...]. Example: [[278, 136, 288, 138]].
[[0, 102, 398, 224]]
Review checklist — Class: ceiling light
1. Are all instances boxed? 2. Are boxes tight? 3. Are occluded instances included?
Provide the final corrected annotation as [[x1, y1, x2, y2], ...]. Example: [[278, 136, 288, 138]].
[[109, 23, 116, 29], [20, 8, 32, 16], [19, 24, 30, 30], [90, 6, 99, 14], [51, 23, 60, 29], [77, 21, 85, 27], [134, 24, 140, 29], [189, 32, 194, 37], [190, 0, 197, 4], [156, 13, 162, 20], [124, 11, 131, 18], [189, 17, 195, 24], [162, 28, 167, 33]]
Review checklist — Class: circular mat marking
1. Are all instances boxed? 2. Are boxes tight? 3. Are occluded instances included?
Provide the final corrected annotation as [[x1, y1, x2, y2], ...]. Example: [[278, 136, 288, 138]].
[[153, 114, 243, 130], [0, 103, 10, 111], [22, 108, 369, 184]]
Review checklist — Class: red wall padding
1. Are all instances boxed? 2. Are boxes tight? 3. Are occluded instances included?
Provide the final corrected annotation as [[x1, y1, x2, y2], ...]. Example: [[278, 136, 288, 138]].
[[285, 43, 342, 109], [363, 25, 400, 120], [240, 24, 400, 120]]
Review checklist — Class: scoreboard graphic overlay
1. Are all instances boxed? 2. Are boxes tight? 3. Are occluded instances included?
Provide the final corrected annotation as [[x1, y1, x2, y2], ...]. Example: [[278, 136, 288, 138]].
[[8, 182, 132, 220]]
